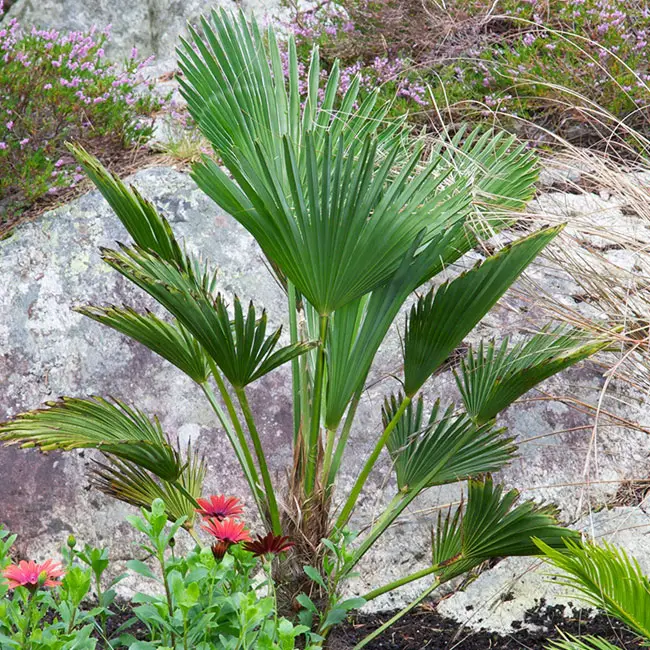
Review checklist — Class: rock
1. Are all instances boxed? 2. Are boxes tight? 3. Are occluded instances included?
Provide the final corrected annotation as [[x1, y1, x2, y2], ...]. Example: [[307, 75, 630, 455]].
[[2, 0, 302, 73], [1, 165, 650, 610], [437, 506, 650, 633]]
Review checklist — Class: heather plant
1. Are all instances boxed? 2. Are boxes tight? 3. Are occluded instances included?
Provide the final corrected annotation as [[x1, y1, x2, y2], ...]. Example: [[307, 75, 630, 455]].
[[0, 9, 162, 223], [285, 0, 650, 145], [0, 10, 614, 646]]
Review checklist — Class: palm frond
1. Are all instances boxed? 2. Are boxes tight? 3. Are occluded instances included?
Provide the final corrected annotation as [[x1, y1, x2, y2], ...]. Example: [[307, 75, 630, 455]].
[[76, 305, 211, 384], [433, 477, 577, 581], [0, 397, 182, 481], [101, 245, 317, 388], [383, 394, 516, 492], [547, 635, 624, 650], [456, 326, 610, 425], [536, 538, 650, 639], [92, 443, 206, 529], [179, 10, 475, 315], [70, 145, 186, 267], [403, 225, 563, 397]]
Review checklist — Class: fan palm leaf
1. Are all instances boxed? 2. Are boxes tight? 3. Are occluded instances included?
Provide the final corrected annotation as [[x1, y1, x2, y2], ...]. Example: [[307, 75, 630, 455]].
[[101, 244, 316, 389], [383, 394, 516, 491], [433, 477, 578, 580], [0, 397, 182, 482], [456, 326, 611, 425], [547, 635, 624, 650], [403, 225, 563, 397], [536, 538, 650, 639], [92, 444, 206, 529], [76, 305, 211, 384]]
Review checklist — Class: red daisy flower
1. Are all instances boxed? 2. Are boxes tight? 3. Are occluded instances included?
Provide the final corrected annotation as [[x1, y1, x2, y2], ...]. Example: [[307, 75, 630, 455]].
[[195, 495, 244, 521], [3, 559, 65, 591], [243, 532, 295, 557], [202, 517, 250, 558]]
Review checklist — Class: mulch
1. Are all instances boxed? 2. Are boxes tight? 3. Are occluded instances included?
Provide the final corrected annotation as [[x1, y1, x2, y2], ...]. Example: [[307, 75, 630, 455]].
[[97, 599, 643, 649]]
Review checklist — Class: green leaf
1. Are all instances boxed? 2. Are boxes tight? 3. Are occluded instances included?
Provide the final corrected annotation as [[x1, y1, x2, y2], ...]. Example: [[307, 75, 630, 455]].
[[91, 442, 206, 528], [70, 144, 186, 267], [0, 396, 182, 482], [433, 476, 577, 581], [126, 560, 160, 582], [77, 305, 211, 384], [295, 593, 317, 614], [303, 565, 326, 589], [384, 395, 516, 491], [547, 636, 623, 650], [101, 245, 317, 388], [456, 326, 610, 425], [403, 225, 563, 397], [536, 538, 650, 640]]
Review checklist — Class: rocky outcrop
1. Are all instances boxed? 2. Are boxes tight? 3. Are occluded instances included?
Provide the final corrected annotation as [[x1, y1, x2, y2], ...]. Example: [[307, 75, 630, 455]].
[[2, 0, 296, 73], [1, 164, 649, 615]]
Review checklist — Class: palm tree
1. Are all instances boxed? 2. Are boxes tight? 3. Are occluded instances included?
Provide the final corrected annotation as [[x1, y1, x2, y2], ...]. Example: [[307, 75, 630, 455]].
[[0, 10, 612, 643]]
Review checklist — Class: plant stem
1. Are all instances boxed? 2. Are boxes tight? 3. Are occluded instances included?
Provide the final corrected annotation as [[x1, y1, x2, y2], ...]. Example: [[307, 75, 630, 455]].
[[305, 314, 329, 495], [352, 577, 441, 650], [95, 573, 107, 641], [21, 591, 35, 650], [361, 565, 439, 601], [288, 280, 302, 444], [326, 387, 363, 495], [334, 396, 411, 531], [159, 551, 176, 648], [235, 387, 283, 535], [201, 368, 266, 516]]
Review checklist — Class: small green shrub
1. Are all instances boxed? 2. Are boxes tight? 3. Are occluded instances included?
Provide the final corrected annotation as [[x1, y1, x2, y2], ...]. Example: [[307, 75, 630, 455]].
[[0, 12, 162, 222]]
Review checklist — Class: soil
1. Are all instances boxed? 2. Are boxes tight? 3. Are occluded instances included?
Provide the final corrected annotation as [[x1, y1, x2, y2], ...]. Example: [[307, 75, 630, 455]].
[[97, 599, 643, 649]]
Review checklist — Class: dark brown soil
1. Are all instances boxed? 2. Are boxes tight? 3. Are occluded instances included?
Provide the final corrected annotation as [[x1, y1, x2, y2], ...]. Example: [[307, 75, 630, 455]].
[[96, 599, 643, 649]]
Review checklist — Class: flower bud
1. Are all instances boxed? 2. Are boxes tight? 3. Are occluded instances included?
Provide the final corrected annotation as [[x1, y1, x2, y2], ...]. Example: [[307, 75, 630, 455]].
[[67, 535, 77, 549]]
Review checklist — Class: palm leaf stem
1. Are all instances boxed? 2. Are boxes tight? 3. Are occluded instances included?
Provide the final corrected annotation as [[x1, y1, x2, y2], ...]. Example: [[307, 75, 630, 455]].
[[305, 314, 329, 495], [352, 577, 441, 650], [326, 386, 363, 495], [320, 426, 338, 493], [199, 381, 265, 517], [288, 280, 302, 444], [362, 564, 440, 601], [235, 386, 282, 535], [335, 396, 411, 531], [171, 480, 201, 510]]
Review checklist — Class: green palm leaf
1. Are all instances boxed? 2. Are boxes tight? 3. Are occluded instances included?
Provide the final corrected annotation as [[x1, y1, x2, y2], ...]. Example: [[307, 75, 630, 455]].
[[547, 635, 624, 650], [536, 538, 650, 640], [0, 397, 182, 481], [179, 10, 474, 315], [92, 444, 206, 529], [76, 305, 211, 384], [433, 477, 577, 580], [70, 145, 186, 267], [456, 326, 610, 425], [101, 245, 316, 388], [384, 394, 516, 491], [403, 225, 563, 397]]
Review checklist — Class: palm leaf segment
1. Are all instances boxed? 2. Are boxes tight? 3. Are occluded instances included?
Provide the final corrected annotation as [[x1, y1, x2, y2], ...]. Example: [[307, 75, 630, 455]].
[[456, 326, 610, 425], [548, 635, 623, 650], [403, 225, 563, 398], [0, 397, 182, 482], [92, 444, 206, 530], [383, 394, 516, 492], [179, 9, 476, 316], [432, 477, 578, 581], [536, 538, 650, 640]]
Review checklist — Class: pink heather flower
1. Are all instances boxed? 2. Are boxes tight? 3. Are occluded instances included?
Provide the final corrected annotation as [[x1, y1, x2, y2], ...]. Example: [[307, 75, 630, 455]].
[[43, 83, 52, 90], [5, 121, 13, 130], [19, 138, 29, 148], [0, 142, 6, 150], [131, 46, 138, 58], [3, 560, 64, 591]]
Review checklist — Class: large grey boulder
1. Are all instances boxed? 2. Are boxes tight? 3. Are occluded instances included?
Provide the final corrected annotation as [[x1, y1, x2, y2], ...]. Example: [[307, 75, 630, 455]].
[[2, 0, 298, 73], [1, 165, 649, 612]]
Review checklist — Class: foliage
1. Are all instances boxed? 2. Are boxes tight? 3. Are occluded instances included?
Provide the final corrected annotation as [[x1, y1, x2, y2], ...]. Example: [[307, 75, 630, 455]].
[[285, 0, 650, 145], [537, 537, 650, 649], [0, 500, 313, 649], [0, 9, 612, 646], [0, 9, 161, 222]]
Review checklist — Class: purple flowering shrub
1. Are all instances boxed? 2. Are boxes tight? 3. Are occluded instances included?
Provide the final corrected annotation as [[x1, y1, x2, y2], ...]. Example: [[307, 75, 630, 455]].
[[0, 12, 161, 222], [287, 0, 650, 144]]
